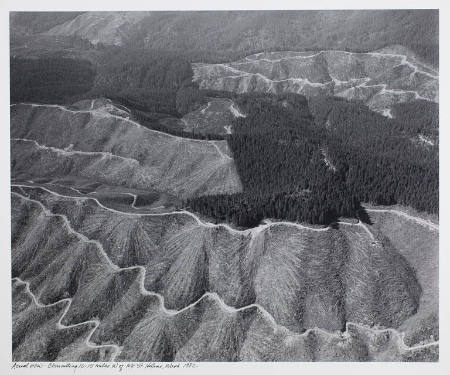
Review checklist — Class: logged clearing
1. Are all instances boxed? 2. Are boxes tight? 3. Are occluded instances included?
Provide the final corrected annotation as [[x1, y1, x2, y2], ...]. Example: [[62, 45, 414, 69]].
[[10, 101, 242, 199], [12, 280, 117, 361], [10, 184, 438, 361], [193, 49, 438, 114], [160, 97, 246, 136], [366, 208, 438, 347], [180, 98, 245, 136]]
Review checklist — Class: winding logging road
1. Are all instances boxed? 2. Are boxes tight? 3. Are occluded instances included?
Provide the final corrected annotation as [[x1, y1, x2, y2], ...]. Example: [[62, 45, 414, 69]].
[[10, 182, 438, 360]]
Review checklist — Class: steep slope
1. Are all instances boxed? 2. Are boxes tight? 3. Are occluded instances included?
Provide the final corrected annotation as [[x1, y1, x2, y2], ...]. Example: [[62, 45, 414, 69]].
[[12, 280, 117, 361], [193, 49, 438, 114], [10, 184, 438, 361], [45, 12, 149, 46], [33, 10, 438, 66], [10, 100, 242, 199], [366, 208, 439, 347]]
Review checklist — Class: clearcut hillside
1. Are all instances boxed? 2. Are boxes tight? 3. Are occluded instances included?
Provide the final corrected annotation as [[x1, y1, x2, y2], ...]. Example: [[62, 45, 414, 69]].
[[161, 97, 246, 136], [10, 100, 242, 199], [10, 183, 438, 361], [366, 208, 439, 347], [193, 49, 438, 114]]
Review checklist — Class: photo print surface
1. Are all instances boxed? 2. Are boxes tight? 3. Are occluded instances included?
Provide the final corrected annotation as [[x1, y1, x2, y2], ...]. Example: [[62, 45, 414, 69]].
[[10, 10, 439, 362]]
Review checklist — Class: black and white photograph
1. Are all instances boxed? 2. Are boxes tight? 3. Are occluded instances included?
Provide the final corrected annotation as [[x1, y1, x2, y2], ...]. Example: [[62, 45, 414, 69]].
[[2, 2, 447, 370]]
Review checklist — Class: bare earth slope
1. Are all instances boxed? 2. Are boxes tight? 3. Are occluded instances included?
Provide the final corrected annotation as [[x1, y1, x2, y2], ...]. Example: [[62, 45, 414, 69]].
[[366, 208, 438, 347], [12, 279, 117, 361], [193, 49, 438, 114], [10, 100, 242, 199], [11, 183, 438, 361], [162, 98, 246, 136]]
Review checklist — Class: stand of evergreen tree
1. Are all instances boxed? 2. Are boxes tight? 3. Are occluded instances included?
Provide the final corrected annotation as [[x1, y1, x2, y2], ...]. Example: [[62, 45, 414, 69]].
[[187, 93, 361, 227], [187, 93, 438, 228]]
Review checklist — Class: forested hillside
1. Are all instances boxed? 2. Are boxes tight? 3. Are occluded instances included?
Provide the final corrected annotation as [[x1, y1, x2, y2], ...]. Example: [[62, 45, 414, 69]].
[[391, 101, 439, 139], [311, 97, 438, 212], [10, 57, 95, 103], [10, 48, 194, 116], [187, 93, 438, 227], [187, 94, 359, 226]]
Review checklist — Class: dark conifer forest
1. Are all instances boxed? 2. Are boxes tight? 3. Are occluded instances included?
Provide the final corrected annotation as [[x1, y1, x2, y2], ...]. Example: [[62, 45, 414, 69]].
[[10, 57, 95, 103], [187, 92, 438, 227]]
